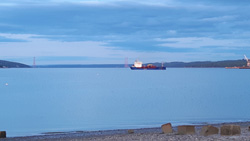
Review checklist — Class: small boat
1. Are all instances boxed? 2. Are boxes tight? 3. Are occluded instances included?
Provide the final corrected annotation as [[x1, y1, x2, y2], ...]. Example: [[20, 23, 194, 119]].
[[130, 60, 166, 70]]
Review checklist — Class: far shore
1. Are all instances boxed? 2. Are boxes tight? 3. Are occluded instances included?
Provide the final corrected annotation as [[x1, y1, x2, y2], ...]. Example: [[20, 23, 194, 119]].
[[2, 121, 250, 141]]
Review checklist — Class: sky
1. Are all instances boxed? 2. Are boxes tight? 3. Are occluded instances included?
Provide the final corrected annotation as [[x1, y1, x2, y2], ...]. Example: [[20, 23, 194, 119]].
[[0, 0, 250, 65]]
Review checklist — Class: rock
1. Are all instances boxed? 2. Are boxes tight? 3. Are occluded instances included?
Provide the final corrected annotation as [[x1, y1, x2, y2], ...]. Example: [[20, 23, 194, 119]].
[[0, 131, 6, 138], [248, 126, 250, 131], [178, 125, 195, 135], [128, 129, 134, 134], [220, 125, 241, 135], [161, 123, 173, 134], [200, 125, 219, 136]]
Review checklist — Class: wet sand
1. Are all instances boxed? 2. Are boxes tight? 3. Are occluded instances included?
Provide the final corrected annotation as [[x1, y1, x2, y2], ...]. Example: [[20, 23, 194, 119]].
[[2, 121, 250, 141]]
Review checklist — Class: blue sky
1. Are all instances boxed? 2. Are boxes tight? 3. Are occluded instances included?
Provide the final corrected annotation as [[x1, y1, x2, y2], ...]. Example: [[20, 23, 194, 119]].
[[0, 0, 250, 65]]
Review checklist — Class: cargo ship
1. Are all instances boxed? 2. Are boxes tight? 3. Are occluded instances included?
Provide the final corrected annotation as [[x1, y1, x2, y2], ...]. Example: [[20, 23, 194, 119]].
[[225, 55, 250, 69], [130, 60, 166, 70]]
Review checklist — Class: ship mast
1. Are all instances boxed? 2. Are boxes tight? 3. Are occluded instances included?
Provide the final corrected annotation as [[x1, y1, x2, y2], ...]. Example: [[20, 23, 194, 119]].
[[244, 55, 250, 67]]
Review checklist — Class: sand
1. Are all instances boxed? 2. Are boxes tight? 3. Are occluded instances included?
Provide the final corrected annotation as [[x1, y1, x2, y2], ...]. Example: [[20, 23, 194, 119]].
[[1, 121, 250, 141]]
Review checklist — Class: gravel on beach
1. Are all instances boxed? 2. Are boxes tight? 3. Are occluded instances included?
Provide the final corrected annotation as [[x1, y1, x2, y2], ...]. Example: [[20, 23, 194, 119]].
[[1, 121, 250, 141]]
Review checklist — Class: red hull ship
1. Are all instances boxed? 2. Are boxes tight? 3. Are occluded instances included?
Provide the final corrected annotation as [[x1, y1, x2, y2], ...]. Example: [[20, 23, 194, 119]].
[[130, 60, 166, 70]]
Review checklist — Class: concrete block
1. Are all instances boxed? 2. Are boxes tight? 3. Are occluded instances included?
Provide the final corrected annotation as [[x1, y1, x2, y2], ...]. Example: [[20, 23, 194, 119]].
[[128, 129, 134, 134], [0, 131, 6, 138], [220, 125, 241, 136], [178, 125, 195, 135], [161, 123, 173, 134], [200, 125, 219, 136]]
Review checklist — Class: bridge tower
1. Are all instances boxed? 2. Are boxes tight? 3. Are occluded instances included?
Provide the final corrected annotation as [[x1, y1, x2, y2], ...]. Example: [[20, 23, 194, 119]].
[[124, 57, 129, 68], [33, 57, 36, 68]]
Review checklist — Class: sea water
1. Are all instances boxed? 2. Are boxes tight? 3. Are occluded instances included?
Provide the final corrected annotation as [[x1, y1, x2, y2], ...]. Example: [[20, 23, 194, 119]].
[[0, 68, 250, 137]]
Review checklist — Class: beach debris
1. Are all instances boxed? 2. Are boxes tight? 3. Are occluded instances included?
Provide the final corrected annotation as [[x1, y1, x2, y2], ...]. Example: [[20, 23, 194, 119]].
[[178, 125, 195, 135], [220, 125, 241, 136], [128, 129, 134, 134], [161, 123, 173, 134], [200, 125, 219, 136], [0, 131, 6, 138]]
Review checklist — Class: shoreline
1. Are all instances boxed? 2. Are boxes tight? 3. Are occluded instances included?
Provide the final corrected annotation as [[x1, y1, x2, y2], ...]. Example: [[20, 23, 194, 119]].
[[2, 121, 250, 141]]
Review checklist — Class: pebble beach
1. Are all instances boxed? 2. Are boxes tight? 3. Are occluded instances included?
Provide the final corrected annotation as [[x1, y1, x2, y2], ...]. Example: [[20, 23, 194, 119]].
[[1, 121, 250, 141]]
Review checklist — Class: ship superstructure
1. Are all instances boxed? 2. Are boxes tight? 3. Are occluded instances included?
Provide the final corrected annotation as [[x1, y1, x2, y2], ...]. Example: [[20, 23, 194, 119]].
[[133, 60, 143, 68]]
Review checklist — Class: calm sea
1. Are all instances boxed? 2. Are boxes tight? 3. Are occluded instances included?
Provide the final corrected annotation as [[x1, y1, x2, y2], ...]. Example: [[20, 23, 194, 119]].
[[1, 68, 250, 137]]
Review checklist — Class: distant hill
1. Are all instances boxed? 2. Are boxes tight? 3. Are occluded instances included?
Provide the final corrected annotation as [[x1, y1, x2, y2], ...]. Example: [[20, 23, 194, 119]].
[[0, 60, 30, 68], [151, 59, 247, 68], [37, 59, 248, 68], [1, 59, 246, 69]]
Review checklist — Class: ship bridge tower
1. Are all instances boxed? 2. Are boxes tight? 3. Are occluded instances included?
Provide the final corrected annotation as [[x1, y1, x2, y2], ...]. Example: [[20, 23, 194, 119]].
[[33, 57, 36, 68], [244, 55, 250, 67], [134, 60, 142, 67]]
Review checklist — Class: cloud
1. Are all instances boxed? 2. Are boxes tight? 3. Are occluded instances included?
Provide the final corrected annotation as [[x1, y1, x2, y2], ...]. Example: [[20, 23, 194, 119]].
[[0, 0, 248, 39], [1, 33, 248, 65], [0, 0, 178, 7], [156, 37, 250, 52], [0, 34, 113, 57], [201, 16, 237, 22], [1, 0, 250, 64], [0, 33, 39, 41]]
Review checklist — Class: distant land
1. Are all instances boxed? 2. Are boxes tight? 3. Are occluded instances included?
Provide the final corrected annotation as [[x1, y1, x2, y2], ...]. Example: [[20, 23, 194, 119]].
[[153, 59, 247, 68], [0, 59, 247, 68], [0, 60, 30, 68], [37, 59, 247, 68]]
